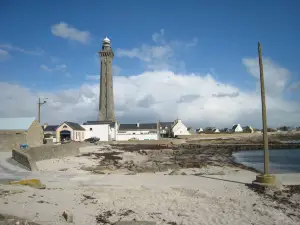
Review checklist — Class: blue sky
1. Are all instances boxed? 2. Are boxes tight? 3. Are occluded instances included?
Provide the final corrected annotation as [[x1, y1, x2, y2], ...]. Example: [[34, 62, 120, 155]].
[[0, 0, 300, 127]]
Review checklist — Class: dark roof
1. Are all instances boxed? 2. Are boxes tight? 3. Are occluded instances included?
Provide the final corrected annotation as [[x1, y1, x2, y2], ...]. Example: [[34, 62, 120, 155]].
[[232, 124, 238, 130], [119, 123, 157, 131], [44, 125, 59, 132], [64, 122, 85, 131], [119, 121, 174, 131], [83, 121, 115, 126], [159, 122, 174, 128]]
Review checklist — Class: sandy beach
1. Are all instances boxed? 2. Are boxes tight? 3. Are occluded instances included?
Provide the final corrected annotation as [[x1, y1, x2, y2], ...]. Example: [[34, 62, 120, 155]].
[[0, 144, 300, 225]]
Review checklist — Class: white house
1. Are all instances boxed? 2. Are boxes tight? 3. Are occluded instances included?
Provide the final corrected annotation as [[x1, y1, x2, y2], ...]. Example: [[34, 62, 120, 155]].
[[43, 124, 59, 143], [196, 128, 204, 133], [117, 122, 159, 141], [56, 122, 85, 142], [243, 126, 254, 133], [213, 128, 220, 133], [172, 119, 190, 136], [82, 121, 117, 141], [232, 124, 243, 132]]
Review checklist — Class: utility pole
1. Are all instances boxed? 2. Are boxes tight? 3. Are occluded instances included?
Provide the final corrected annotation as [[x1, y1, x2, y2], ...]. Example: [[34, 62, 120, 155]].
[[258, 42, 269, 175], [253, 42, 276, 187], [38, 97, 47, 123]]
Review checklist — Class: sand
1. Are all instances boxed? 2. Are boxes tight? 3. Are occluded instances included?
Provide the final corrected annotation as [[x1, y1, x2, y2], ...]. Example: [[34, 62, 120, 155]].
[[0, 145, 299, 225]]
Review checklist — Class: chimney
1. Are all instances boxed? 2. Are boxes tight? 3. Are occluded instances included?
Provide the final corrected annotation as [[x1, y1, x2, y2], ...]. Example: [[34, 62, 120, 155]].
[[43, 123, 48, 129], [137, 122, 140, 128]]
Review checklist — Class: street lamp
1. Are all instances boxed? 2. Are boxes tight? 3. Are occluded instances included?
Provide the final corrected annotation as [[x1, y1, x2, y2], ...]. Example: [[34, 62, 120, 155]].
[[252, 42, 276, 187], [38, 97, 48, 123]]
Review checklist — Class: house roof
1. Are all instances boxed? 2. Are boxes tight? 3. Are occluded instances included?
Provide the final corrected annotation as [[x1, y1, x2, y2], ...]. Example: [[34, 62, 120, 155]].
[[62, 122, 85, 131], [159, 122, 174, 128], [119, 121, 174, 131], [44, 125, 59, 132], [82, 121, 115, 126], [119, 123, 157, 131], [232, 124, 242, 130], [0, 117, 36, 131]]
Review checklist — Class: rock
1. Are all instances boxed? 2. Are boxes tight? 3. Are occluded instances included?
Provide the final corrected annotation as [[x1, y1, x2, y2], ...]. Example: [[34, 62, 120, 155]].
[[168, 170, 179, 175], [62, 210, 73, 223], [9, 179, 46, 189], [92, 170, 106, 174], [125, 172, 137, 175], [180, 172, 187, 175]]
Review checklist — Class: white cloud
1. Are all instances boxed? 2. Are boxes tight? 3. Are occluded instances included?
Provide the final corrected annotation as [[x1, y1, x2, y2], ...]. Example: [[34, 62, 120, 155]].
[[40, 64, 67, 73], [0, 44, 44, 56], [0, 49, 10, 61], [1, 59, 299, 128], [116, 29, 197, 71], [51, 22, 91, 44], [242, 57, 290, 97]]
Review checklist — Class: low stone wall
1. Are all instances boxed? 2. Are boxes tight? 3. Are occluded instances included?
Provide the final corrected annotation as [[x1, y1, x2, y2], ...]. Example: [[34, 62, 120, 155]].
[[12, 149, 38, 171], [11, 142, 82, 171]]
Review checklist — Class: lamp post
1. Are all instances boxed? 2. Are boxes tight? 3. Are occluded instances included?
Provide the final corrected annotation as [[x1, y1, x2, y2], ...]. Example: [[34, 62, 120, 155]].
[[252, 42, 276, 187], [38, 97, 47, 123]]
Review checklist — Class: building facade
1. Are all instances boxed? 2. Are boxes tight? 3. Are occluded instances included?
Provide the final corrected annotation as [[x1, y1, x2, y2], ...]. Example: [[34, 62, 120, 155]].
[[172, 119, 190, 136], [232, 124, 243, 132], [117, 122, 159, 141], [82, 121, 117, 141], [56, 122, 85, 142]]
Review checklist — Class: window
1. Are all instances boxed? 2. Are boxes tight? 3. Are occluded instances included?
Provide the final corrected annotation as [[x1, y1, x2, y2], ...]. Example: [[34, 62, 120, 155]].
[[63, 125, 68, 128], [90, 128, 93, 131], [76, 132, 78, 139], [82, 132, 84, 139]]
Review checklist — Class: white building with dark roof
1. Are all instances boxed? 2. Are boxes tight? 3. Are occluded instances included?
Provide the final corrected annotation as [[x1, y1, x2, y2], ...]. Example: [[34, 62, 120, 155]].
[[0, 117, 43, 151], [116, 119, 190, 140], [117, 122, 159, 141], [56, 121, 85, 142], [232, 124, 243, 132], [82, 121, 117, 141]]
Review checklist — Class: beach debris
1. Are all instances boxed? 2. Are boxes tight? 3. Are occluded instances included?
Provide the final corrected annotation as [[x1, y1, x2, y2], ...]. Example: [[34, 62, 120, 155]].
[[8, 179, 46, 189], [62, 210, 73, 223], [82, 194, 95, 200], [96, 210, 114, 224]]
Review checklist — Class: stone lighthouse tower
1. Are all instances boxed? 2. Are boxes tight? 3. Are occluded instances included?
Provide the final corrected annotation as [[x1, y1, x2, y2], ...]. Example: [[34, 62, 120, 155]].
[[98, 37, 115, 122]]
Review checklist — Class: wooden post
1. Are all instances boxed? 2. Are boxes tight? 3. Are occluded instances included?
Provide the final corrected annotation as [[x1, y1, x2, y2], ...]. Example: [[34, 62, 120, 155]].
[[258, 42, 270, 175], [252, 42, 277, 187], [38, 97, 41, 123]]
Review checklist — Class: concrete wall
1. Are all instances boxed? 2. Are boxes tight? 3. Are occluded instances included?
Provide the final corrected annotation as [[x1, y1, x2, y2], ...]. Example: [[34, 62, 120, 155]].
[[26, 120, 43, 147], [82, 124, 110, 141], [116, 133, 158, 141], [12, 142, 82, 171], [12, 149, 38, 171], [0, 131, 27, 152]]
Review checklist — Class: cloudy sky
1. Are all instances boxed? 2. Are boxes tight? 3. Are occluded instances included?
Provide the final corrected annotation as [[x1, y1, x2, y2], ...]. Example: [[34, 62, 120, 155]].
[[1, 0, 300, 129]]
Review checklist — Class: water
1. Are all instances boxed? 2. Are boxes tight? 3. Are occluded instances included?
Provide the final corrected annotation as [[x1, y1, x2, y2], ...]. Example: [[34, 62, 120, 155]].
[[233, 149, 300, 173]]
